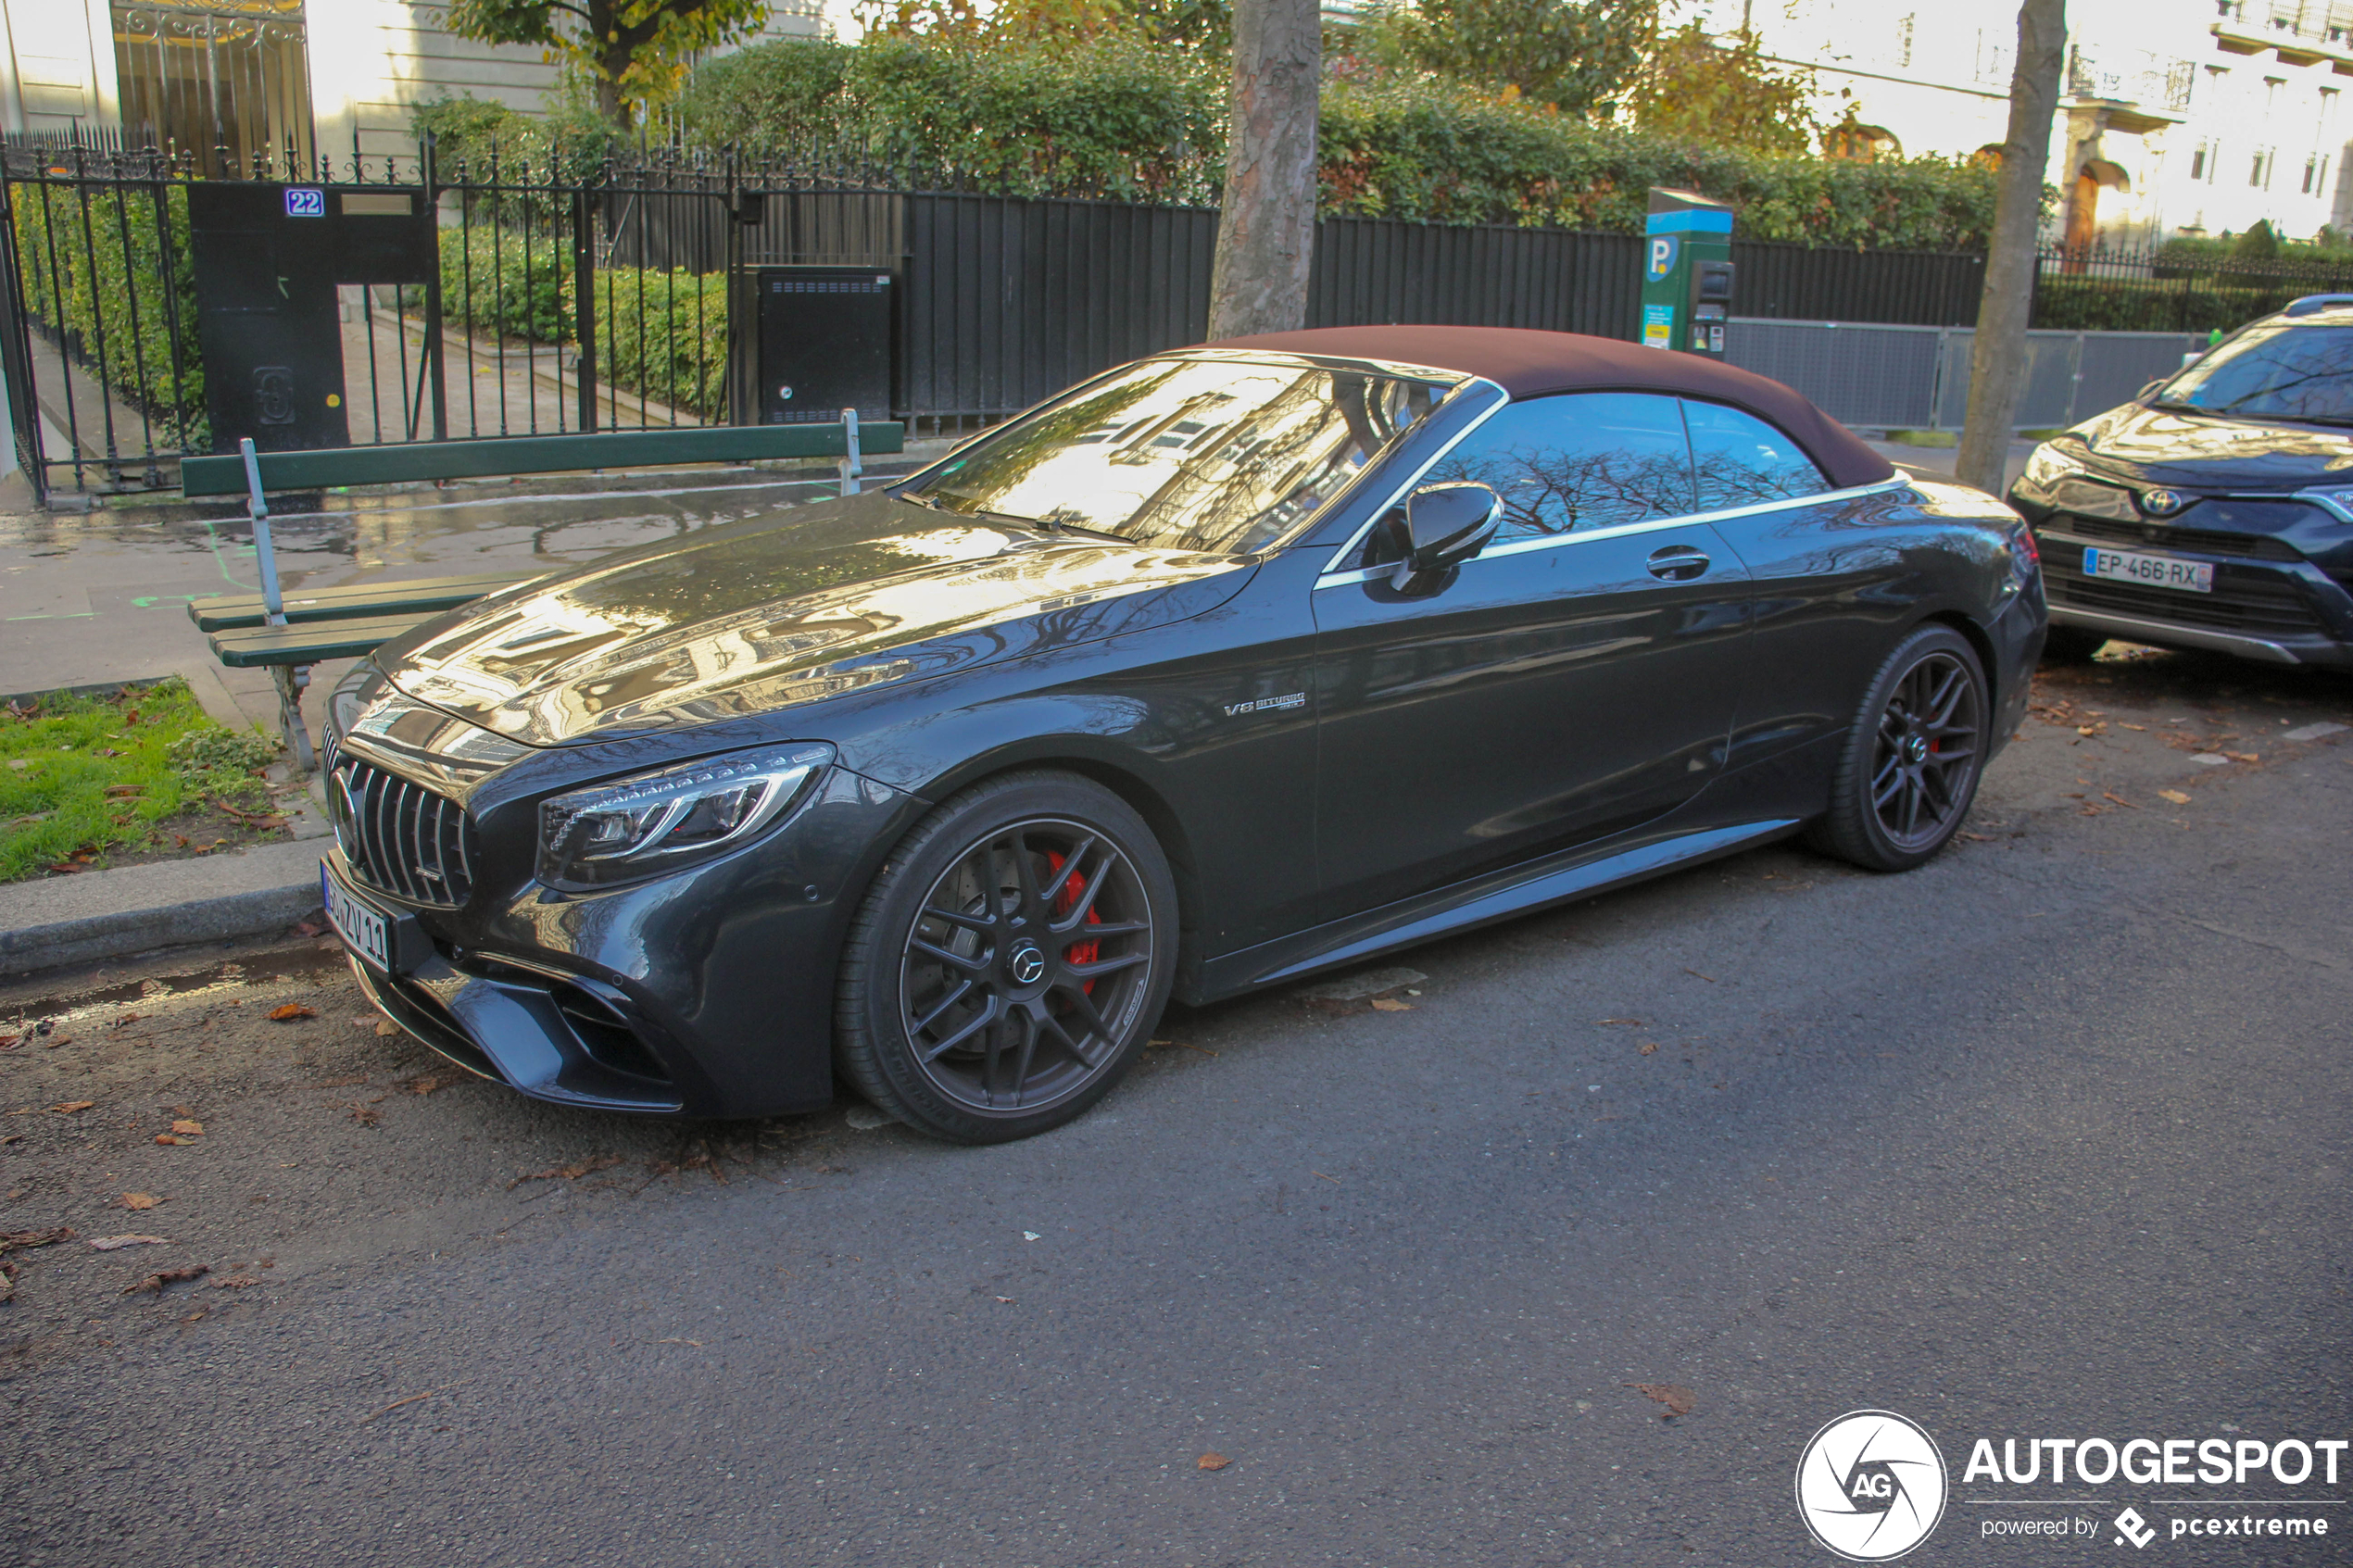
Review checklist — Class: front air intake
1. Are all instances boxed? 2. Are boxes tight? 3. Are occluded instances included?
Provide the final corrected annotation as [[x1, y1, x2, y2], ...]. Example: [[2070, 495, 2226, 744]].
[[328, 753, 479, 908]]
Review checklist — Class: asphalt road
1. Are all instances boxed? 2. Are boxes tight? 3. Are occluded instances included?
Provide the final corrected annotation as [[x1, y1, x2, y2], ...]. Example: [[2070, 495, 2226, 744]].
[[2, 648, 2349, 1568]]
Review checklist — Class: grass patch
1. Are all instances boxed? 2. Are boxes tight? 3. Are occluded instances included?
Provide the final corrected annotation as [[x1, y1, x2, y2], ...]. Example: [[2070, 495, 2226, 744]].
[[1884, 429, 1958, 448], [0, 679, 282, 883]]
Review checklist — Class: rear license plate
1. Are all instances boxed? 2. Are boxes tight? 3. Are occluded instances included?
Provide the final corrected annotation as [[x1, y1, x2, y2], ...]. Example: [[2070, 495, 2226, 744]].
[[321, 862, 391, 973], [2083, 546, 2213, 593]]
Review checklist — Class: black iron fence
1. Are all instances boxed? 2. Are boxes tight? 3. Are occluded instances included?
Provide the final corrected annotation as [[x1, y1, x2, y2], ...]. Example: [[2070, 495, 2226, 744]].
[[6, 135, 2335, 505], [2033, 244, 2353, 333]]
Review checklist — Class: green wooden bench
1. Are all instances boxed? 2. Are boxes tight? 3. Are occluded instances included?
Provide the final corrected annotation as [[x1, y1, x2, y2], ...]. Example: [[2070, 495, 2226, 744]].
[[186, 415, 903, 770]]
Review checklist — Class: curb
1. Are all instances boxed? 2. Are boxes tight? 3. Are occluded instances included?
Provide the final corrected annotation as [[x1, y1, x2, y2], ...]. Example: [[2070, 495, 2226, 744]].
[[0, 839, 327, 979]]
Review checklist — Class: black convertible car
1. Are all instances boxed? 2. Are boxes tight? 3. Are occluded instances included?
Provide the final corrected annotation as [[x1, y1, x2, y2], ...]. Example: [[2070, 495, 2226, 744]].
[[319, 325, 2044, 1142], [2010, 295, 2353, 670]]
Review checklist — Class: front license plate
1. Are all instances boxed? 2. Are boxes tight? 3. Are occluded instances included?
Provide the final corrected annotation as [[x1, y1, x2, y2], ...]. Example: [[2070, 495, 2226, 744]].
[[2083, 546, 2213, 593], [321, 862, 391, 973]]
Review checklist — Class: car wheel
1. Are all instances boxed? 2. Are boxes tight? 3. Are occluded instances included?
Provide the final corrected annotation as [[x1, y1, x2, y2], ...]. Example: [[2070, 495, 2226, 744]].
[[834, 771, 1177, 1144], [2040, 623, 2108, 662], [1806, 623, 1990, 873]]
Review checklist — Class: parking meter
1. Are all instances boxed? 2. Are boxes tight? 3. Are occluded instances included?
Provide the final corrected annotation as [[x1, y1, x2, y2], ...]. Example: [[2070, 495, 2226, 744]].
[[1639, 188, 1734, 359]]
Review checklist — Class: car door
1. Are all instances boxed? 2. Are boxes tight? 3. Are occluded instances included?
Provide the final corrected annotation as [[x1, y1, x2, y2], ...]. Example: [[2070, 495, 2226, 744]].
[[1680, 398, 1905, 773], [1310, 391, 1755, 920]]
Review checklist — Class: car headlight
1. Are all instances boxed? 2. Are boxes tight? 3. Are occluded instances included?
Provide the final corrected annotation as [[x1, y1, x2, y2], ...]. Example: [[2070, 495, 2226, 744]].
[[537, 742, 834, 890], [2020, 441, 2086, 492], [325, 661, 377, 749]]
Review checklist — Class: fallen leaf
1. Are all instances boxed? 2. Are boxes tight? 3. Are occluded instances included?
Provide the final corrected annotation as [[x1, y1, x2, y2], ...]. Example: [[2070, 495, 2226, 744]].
[[374, 1021, 398, 1036], [406, 1075, 449, 1096], [1625, 1382, 1696, 1417], [2077, 724, 2096, 736], [1595, 1018, 1642, 1025], [48, 1100, 94, 1115], [171, 1119, 206, 1135], [2102, 792, 2139, 809], [0, 1226, 73, 1254], [1197, 1452, 1230, 1471], [1682, 968, 1718, 984], [506, 1154, 622, 1189], [86, 1235, 170, 1250], [154, 1134, 192, 1146], [291, 919, 324, 938], [123, 1264, 208, 1295], [1368, 997, 1414, 1011], [1638, 1042, 1659, 1055], [2158, 789, 2192, 805], [267, 1004, 317, 1022], [211, 1274, 261, 1290], [118, 1192, 161, 1210], [2120, 722, 2146, 731], [2227, 751, 2259, 763], [1958, 831, 1992, 842], [348, 1102, 382, 1127]]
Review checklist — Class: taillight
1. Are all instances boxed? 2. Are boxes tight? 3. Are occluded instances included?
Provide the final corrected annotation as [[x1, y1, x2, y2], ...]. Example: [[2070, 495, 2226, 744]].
[[2011, 523, 2040, 576]]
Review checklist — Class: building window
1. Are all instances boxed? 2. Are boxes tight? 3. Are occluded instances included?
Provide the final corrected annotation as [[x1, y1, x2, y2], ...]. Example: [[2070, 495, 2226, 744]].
[[2308, 155, 2322, 194], [2191, 144, 2208, 180], [2252, 147, 2272, 186]]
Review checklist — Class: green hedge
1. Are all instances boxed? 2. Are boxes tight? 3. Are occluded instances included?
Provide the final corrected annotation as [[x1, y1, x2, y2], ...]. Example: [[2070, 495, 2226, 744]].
[[9, 182, 204, 447], [438, 225, 572, 343], [1316, 77, 1998, 246], [578, 266, 729, 420], [2033, 277, 2315, 334], [674, 38, 1998, 246]]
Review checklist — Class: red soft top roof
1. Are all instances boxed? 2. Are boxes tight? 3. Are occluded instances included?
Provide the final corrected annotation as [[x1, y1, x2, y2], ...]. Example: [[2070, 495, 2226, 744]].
[[1204, 324, 1894, 492]]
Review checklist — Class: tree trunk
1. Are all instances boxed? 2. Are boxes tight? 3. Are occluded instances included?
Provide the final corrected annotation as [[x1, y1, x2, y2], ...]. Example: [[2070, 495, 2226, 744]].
[[1956, 0, 2067, 494], [1207, 0, 1320, 340]]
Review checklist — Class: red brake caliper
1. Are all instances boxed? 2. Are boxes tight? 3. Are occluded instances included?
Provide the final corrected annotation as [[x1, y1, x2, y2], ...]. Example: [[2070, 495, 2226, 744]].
[[1044, 849, 1101, 993]]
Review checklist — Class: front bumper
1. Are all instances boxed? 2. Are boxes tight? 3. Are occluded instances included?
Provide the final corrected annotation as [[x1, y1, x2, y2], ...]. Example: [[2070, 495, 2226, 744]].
[[323, 764, 920, 1119], [2032, 522, 2353, 671]]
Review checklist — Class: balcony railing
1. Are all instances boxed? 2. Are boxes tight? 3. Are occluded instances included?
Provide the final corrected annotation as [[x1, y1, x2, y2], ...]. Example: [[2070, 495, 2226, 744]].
[[2067, 46, 2196, 111]]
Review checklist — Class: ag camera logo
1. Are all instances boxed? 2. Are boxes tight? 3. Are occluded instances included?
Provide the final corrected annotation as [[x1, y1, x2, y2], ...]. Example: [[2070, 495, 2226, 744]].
[[1796, 1410, 1949, 1561]]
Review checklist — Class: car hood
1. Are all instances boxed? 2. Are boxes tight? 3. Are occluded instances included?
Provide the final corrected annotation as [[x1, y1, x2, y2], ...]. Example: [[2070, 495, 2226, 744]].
[[2072, 402, 2353, 490], [376, 492, 1260, 746]]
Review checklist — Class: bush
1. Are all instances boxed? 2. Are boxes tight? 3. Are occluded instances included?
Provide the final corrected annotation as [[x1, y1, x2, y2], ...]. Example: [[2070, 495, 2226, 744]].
[[675, 38, 1996, 245], [165, 724, 277, 784], [576, 266, 730, 419], [2031, 277, 2309, 334], [8, 181, 204, 447], [1316, 75, 1997, 245], [438, 225, 572, 343]]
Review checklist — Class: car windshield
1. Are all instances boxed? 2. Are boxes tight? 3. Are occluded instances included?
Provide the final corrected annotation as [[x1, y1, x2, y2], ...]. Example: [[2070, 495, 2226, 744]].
[[900, 355, 1452, 554], [2158, 322, 2353, 422]]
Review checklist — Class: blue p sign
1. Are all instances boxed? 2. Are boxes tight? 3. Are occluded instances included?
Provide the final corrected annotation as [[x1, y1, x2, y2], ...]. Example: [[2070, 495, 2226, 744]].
[[1646, 235, 1678, 282]]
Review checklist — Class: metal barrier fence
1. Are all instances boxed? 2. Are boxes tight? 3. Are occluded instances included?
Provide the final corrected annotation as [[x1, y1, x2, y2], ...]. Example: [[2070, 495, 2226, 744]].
[[1726, 319, 2206, 432]]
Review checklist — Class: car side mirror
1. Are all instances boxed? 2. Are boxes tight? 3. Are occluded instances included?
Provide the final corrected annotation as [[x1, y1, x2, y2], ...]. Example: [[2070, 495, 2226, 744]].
[[1390, 482, 1504, 591]]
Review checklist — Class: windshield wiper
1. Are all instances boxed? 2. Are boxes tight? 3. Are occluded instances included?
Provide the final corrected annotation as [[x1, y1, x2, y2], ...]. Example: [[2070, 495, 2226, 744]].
[[2147, 399, 2208, 414]]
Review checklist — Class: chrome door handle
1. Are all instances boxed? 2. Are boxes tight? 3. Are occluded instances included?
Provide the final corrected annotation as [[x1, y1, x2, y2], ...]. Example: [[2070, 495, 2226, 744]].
[[1647, 545, 1710, 582]]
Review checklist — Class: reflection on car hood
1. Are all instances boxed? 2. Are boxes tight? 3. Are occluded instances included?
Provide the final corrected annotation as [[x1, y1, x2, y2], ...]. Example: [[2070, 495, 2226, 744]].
[[2075, 402, 2353, 488], [375, 491, 1259, 746]]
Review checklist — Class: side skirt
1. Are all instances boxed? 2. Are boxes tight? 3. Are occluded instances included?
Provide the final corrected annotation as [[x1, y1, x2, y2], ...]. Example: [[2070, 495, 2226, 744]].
[[1190, 816, 1803, 1001]]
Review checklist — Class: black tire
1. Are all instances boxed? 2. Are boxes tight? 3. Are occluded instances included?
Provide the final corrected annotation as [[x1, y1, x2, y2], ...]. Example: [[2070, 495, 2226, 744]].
[[1806, 623, 1991, 873], [2040, 622, 2108, 663], [834, 771, 1177, 1144]]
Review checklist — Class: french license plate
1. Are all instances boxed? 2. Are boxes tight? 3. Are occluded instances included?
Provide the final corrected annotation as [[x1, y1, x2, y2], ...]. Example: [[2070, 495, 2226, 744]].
[[321, 862, 391, 973], [2083, 546, 2213, 594]]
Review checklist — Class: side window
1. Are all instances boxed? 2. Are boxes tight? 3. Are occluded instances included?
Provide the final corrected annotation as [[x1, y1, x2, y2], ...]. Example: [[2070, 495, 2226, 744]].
[[1414, 392, 1698, 546], [1682, 400, 1831, 511]]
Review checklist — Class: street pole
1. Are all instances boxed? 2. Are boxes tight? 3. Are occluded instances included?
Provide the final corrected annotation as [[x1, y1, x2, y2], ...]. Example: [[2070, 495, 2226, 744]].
[[1206, 0, 1320, 340], [1957, 0, 2068, 494]]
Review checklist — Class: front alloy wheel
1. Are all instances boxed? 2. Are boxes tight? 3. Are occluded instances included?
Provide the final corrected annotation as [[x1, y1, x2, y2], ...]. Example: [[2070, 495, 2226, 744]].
[[837, 772, 1176, 1143]]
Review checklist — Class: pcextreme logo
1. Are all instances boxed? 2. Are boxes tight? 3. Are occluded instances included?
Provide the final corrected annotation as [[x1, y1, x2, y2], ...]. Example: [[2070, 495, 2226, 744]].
[[1795, 1410, 1950, 1562]]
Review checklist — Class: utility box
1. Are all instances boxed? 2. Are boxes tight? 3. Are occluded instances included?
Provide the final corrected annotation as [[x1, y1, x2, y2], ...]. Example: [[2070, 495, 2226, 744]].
[[1638, 188, 1734, 360], [187, 183, 438, 453], [751, 266, 893, 425]]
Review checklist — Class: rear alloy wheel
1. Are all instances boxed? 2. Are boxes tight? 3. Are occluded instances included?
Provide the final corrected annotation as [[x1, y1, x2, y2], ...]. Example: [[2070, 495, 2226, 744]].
[[835, 772, 1176, 1143], [1807, 624, 1990, 872]]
